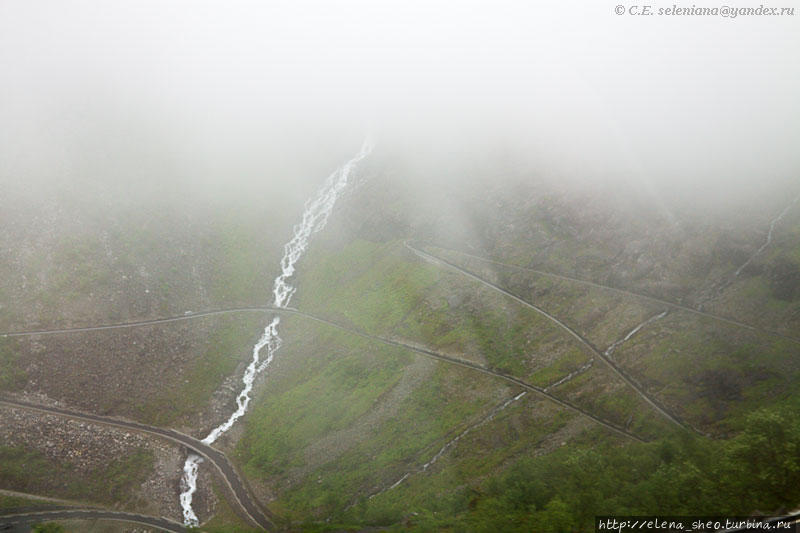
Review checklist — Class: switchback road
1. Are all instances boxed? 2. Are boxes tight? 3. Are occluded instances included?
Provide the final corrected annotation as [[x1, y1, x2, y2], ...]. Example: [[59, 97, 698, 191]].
[[0, 509, 185, 532], [1, 308, 646, 444], [421, 242, 800, 346], [405, 241, 693, 433], [0, 398, 274, 530]]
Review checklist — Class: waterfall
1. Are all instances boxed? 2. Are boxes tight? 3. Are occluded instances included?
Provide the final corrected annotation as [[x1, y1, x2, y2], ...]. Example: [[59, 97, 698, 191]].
[[180, 139, 373, 525]]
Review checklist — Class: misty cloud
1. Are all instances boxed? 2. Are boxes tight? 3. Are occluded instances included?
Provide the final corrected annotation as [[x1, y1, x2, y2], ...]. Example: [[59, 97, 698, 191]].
[[1, 0, 797, 206]]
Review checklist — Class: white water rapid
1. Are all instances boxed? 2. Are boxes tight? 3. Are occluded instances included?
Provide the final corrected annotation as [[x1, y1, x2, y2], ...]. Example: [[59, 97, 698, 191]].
[[179, 139, 373, 525]]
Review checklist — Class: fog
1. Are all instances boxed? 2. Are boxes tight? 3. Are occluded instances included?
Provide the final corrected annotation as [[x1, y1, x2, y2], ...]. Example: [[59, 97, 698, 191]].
[[1, 0, 798, 209]]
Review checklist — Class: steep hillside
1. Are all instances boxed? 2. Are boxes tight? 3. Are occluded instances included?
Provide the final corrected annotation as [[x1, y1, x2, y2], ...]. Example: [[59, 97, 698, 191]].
[[3, 163, 799, 531]]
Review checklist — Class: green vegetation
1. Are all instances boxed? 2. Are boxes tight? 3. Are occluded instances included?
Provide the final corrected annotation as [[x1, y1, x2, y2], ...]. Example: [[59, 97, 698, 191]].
[[196, 482, 262, 533], [276, 402, 798, 532], [196, 526, 261, 533], [434, 245, 800, 435], [50, 237, 113, 297], [297, 239, 440, 333], [344, 402, 577, 530], [297, 239, 583, 379], [201, 215, 280, 306], [134, 314, 266, 426], [270, 365, 497, 523], [0, 446, 153, 507], [526, 345, 589, 388], [618, 315, 799, 431], [5, 177, 800, 533], [237, 224, 800, 531], [0, 337, 26, 390], [98, 449, 154, 503], [459, 312, 528, 375], [32, 524, 65, 533], [238, 325, 414, 479], [236, 315, 531, 524], [0, 492, 57, 510], [460, 404, 800, 532], [234, 398, 800, 531]]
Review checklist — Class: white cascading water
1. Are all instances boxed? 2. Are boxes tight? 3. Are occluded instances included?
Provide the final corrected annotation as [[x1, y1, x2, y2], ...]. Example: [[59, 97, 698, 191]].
[[603, 310, 668, 358], [179, 139, 373, 525], [734, 193, 800, 277], [368, 391, 527, 500]]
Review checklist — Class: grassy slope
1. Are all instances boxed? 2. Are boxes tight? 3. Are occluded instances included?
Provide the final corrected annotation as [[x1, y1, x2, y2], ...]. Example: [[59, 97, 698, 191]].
[[0, 205, 292, 521], [235, 316, 515, 523], [229, 191, 800, 531], [708, 208, 800, 335], [297, 239, 598, 378], [133, 313, 269, 427], [0, 492, 60, 510], [234, 237, 677, 529], [5, 175, 799, 531], [197, 481, 261, 533], [0, 338, 26, 390], [0, 446, 153, 509], [0, 202, 292, 428], [430, 245, 800, 434], [0, 204, 289, 331]]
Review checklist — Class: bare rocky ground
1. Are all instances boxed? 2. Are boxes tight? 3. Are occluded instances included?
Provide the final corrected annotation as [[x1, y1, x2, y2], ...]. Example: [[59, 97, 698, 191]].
[[0, 405, 188, 521], [9, 322, 206, 418], [0, 193, 292, 333], [4, 314, 267, 433], [53, 521, 166, 533], [0, 195, 290, 524], [2, 168, 798, 527]]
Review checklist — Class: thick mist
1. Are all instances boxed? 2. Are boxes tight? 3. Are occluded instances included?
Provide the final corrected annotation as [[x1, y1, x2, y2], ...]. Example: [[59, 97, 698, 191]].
[[1, 0, 798, 211], [1, 4, 799, 527]]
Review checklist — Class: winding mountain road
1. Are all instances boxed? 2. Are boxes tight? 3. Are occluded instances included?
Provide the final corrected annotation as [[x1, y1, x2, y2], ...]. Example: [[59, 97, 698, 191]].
[[0, 307, 282, 338], [0, 299, 650, 533], [421, 242, 800, 346], [1, 307, 646, 445], [404, 241, 692, 432], [0, 509, 186, 532], [283, 307, 646, 442], [11, 238, 780, 524], [0, 398, 275, 531]]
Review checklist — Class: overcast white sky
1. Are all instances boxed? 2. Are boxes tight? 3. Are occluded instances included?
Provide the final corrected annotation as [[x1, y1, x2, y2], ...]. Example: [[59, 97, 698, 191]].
[[1, 0, 798, 199]]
